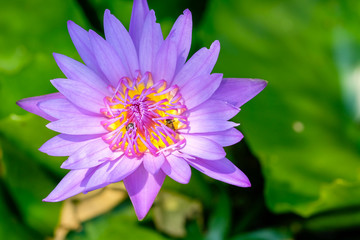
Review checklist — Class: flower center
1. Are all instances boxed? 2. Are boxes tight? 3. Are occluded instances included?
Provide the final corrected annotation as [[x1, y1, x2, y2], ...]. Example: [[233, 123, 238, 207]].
[[100, 73, 188, 157]]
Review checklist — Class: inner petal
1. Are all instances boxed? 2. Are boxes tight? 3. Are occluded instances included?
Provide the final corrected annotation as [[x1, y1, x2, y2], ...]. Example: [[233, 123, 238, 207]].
[[100, 73, 188, 157]]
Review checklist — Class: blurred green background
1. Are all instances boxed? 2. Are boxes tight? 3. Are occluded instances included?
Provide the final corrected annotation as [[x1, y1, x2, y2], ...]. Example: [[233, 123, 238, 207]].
[[1, 0, 360, 239]]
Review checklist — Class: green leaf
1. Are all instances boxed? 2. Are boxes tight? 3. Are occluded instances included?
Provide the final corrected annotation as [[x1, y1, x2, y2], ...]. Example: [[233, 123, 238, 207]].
[[0, 114, 65, 176], [199, 0, 360, 217], [230, 228, 292, 240], [305, 207, 360, 232], [205, 189, 231, 240], [0, 0, 91, 236], [0, 185, 39, 240], [0, 135, 61, 236], [0, 143, 40, 240], [0, 0, 90, 119]]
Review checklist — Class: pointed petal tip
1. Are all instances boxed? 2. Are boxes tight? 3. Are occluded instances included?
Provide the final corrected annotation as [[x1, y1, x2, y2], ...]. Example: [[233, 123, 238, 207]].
[[42, 195, 60, 202], [67, 20, 81, 32], [235, 172, 251, 188], [135, 209, 147, 221], [104, 9, 112, 23], [183, 9, 191, 15], [67, 20, 74, 27], [15, 99, 24, 108], [211, 40, 220, 49], [38, 145, 47, 154], [60, 161, 69, 169], [249, 78, 268, 93], [16, 99, 34, 113], [67, 20, 88, 37], [52, 53, 65, 65], [45, 122, 52, 130], [42, 197, 52, 202], [240, 175, 251, 188], [252, 78, 268, 86]]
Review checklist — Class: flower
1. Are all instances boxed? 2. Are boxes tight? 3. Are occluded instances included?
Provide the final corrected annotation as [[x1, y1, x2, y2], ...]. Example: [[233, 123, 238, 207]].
[[16, 0, 266, 220]]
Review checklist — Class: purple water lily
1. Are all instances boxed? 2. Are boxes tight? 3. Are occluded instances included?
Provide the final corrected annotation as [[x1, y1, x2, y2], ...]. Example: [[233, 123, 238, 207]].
[[17, 0, 266, 220]]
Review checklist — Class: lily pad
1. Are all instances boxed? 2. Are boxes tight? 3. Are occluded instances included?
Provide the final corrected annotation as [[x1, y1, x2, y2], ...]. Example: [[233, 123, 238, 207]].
[[199, 0, 360, 217]]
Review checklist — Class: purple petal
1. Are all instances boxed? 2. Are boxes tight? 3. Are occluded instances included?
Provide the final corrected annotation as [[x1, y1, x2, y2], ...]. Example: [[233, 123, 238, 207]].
[[123, 164, 165, 220], [39, 134, 102, 156], [197, 128, 244, 147], [161, 155, 191, 184], [172, 40, 220, 87], [53, 53, 110, 95], [185, 119, 238, 133], [181, 134, 226, 160], [108, 155, 143, 183], [16, 93, 64, 121], [38, 98, 86, 119], [170, 9, 192, 72], [143, 153, 165, 174], [139, 10, 163, 74], [186, 158, 251, 187], [67, 21, 104, 78], [211, 78, 267, 108], [50, 78, 104, 113], [89, 30, 128, 87], [61, 138, 113, 169], [104, 10, 139, 78], [181, 73, 223, 109], [153, 35, 177, 82], [188, 99, 239, 120], [81, 161, 115, 192], [129, 0, 150, 51], [46, 117, 107, 135], [43, 169, 88, 202]]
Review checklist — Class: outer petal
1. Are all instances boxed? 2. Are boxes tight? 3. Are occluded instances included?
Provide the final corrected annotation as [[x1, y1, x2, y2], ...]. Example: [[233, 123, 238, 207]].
[[197, 128, 244, 147], [129, 0, 150, 51], [67, 21, 104, 78], [186, 158, 251, 187], [211, 78, 267, 107], [181, 134, 226, 160], [188, 99, 239, 121], [104, 10, 139, 78], [170, 9, 192, 71], [81, 161, 116, 192], [50, 78, 104, 113], [123, 164, 166, 220], [139, 10, 163, 74], [61, 138, 113, 169], [153, 35, 177, 82], [53, 53, 110, 95], [108, 155, 143, 183], [172, 40, 220, 87], [46, 117, 107, 135], [39, 134, 102, 156], [38, 98, 85, 119], [89, 30, 128, 87], [16, 93, 64, 121], [161, 155, 191, 184], [180, 73, 223, 109], [43, 169, 88, 202], [143, 153, 165, 174]]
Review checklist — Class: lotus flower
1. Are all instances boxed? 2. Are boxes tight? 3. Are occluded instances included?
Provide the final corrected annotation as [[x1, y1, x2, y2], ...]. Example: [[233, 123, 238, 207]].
[[17, 0, 266, 220]]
